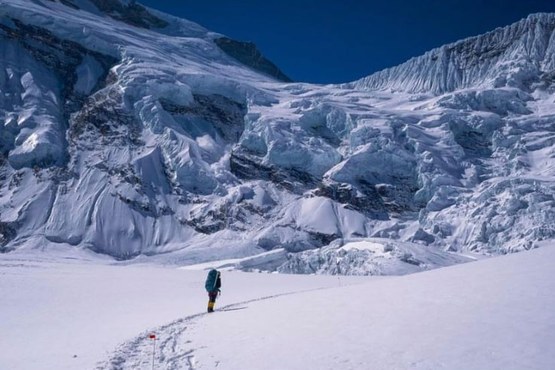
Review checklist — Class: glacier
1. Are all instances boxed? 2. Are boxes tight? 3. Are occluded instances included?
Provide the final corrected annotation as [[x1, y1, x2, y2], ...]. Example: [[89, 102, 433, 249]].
[[0, 0, 554, 274]]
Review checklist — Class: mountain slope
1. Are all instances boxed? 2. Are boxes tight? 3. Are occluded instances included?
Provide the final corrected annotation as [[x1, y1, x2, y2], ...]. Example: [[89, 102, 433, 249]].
[[0, 1, 554, 270]]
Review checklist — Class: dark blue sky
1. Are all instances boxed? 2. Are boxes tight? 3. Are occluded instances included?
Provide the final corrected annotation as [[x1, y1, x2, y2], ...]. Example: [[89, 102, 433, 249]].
[[140, 0, 555, 84]]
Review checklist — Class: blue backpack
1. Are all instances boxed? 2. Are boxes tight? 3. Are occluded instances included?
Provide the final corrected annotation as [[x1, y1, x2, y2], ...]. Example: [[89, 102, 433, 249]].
[[205, 269, 220, 292]]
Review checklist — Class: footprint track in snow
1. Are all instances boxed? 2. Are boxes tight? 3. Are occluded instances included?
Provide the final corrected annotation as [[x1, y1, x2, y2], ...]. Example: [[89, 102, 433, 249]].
[[96, 289, 325, 369]]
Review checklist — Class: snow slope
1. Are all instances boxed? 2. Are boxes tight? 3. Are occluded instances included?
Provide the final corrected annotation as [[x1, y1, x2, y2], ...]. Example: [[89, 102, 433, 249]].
[[0, 0, 554, 271], [1, 243, 552, 370], [104, 244, 555, 370], [0, 249, 359, 370]]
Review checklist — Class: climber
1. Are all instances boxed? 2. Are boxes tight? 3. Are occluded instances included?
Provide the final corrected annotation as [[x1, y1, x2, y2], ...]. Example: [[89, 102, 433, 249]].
[[205, 269, 221, 312]]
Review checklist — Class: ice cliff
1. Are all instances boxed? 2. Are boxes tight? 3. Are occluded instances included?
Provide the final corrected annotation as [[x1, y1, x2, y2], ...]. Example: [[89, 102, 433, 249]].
[[350, 13, 555, 94]]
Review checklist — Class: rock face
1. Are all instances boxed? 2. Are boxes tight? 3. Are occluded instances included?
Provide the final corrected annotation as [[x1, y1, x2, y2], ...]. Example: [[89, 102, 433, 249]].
[[46, 0, 169, 29], [0, 1, 554, 267], [214, 37, 293, 82]]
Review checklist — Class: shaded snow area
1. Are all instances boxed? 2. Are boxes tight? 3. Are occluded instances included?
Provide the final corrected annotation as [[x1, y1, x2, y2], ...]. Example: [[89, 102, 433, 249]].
[[1, 245, 554, 370], [0, 0, 554, 272]]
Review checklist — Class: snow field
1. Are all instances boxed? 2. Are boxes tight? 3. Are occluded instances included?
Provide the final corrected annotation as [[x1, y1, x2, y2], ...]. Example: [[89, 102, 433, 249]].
[[0, 251, 360, 370], [2, 245, 554, 370]]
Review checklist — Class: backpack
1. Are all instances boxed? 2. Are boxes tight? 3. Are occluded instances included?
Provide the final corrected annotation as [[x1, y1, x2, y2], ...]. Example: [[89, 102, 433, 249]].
[[205, 269, 220, 292]]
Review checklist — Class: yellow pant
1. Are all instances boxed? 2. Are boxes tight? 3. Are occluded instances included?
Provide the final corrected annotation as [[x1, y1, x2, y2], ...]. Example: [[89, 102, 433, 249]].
[[207, 291, 218, 312]]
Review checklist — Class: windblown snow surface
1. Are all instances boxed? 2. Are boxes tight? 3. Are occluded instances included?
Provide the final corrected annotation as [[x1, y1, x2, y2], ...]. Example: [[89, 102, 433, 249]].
[[0, 243, 553, 370], [0, 0, 554, 274]]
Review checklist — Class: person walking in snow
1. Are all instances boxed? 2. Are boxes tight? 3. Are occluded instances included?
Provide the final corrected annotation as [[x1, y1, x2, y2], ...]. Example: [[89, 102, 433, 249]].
[[205, 269, 221, 312]]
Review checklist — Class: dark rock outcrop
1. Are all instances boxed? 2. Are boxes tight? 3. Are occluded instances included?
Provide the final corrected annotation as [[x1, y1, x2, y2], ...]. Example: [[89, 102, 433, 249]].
[[215, 37, 292, 82]]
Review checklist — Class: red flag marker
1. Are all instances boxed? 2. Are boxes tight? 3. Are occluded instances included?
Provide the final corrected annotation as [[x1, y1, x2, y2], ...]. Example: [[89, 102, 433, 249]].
[[149, 333, 157, 369]]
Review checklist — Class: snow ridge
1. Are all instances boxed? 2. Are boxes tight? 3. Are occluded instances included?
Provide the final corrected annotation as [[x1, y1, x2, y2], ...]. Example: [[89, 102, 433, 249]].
[[349, 13, 555, 94]]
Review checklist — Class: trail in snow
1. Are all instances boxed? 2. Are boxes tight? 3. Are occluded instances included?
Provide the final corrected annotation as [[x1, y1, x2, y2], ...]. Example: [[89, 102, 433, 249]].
[[96, 289, 329, 370]]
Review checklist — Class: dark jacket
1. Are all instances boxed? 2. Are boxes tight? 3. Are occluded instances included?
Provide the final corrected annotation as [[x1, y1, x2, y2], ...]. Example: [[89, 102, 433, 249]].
[[205, 269, 221, 292]]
